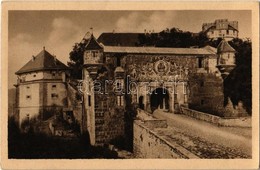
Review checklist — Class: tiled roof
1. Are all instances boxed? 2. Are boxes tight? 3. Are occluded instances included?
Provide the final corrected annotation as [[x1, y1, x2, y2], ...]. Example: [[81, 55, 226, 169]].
[[103, 46, 216, 55], [217, 40, 236, 53], [85, 34, 103, 50], [228, 25, 238, 31], [203, 45, 217, 54], [16, 48, 68, 74]]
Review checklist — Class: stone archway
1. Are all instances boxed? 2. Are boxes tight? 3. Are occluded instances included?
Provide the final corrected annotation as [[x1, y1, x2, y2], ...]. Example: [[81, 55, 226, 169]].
[[150, 88, 169, 113]]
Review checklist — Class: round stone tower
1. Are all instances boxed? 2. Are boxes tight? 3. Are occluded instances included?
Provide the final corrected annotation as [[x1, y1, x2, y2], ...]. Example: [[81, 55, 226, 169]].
[[216, 39, 236, 79]]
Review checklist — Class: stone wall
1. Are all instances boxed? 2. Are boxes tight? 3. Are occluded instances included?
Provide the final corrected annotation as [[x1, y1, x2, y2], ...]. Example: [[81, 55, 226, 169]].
[[133, 119, 201, 158], [180, 106, 251, 127], [188, 73, 227, 117], [134, 120, 183, 158], [92, 62, 126, 145], [133, 109, 199, 158], [95, 106, 125, 145], [188, 73, 249, 117]]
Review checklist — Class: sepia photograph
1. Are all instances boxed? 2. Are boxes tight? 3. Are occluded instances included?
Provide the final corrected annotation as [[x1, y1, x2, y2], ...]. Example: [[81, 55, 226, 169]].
[[1, 1, 259, 169]]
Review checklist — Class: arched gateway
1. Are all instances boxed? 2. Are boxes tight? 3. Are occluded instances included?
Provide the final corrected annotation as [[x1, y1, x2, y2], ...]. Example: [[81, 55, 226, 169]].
[[150, 88, 170, 112]]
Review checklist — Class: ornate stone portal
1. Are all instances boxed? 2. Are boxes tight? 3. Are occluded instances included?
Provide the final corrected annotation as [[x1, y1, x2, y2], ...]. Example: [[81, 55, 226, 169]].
[[125, 56, 190, 113]]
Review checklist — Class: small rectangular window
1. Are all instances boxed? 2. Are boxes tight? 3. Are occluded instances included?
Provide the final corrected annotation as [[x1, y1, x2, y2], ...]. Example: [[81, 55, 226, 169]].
[[27, 86, 30, 89], [198, 58, 203, 68], [88, 95, 91, 106], [26, 95, 31, 99], [116, 57, 121, 66], [117, 96, 124, 106], [183, 85, 187, 94], [201, 100, 204, 105], [184, 94, 188, 103], [33, 74, 36, 77], [52, 85, 57, 89], [51, 93, 58, 98], [116, 82, 121, 89], [52, 73, 56, 76]]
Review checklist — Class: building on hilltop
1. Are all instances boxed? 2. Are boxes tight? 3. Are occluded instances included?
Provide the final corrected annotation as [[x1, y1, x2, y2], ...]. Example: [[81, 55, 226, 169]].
[[202, 19, 238, 40]]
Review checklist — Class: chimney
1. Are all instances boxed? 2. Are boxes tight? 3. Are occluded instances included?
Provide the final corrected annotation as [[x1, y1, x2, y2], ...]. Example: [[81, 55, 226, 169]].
[[53, 55, 57, 64], [32, 55, 35, 61]]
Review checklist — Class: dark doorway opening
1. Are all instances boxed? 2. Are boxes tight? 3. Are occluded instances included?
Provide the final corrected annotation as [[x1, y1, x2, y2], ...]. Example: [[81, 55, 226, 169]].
[[138, 96, 144, 110], [150, 88, 169, 113]]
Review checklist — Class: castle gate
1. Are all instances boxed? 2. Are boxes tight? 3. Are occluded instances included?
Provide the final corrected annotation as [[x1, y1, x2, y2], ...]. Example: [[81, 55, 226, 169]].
[[150, 88, 170, 112]]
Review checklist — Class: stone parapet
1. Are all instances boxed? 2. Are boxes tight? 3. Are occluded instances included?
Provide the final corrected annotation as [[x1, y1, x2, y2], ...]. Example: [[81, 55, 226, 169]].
[[180, 106, 251, 127]]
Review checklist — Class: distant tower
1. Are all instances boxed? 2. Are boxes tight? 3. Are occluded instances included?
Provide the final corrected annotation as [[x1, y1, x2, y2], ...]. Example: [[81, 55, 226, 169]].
[[202, 19, 238, 40], [216, 39, 236, 79]]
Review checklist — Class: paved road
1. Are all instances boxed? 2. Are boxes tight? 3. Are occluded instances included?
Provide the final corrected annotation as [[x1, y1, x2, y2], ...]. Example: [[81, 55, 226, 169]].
[[153, 110, 252, 157]]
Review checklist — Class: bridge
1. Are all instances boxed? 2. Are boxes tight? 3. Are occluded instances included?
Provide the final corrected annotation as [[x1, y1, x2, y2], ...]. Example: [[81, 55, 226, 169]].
[[133, 109, 251, 158]]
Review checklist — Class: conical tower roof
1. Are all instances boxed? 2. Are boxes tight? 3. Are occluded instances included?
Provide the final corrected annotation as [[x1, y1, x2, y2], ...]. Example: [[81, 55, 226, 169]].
[[84, 33, 103, 50], [217, 40, 236, 53], [16, 47, 68, 74]]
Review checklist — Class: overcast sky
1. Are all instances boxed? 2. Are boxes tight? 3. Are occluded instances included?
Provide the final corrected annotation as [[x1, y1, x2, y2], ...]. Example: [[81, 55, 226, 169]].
[[8, 10, 251, 88]]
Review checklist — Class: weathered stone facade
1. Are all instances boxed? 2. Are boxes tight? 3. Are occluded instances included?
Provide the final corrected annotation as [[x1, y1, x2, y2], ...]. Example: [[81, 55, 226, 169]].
[[81, 34, 244, 145]]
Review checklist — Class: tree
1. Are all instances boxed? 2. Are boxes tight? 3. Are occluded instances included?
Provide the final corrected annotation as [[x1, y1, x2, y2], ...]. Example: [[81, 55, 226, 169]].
[[224, 38, 252, 114], [68, 38, 89, 79]]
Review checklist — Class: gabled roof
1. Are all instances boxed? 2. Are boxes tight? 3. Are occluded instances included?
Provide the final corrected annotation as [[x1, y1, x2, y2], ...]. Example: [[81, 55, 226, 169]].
[[85, 34, 103, 50], [16, 48, 68, 75], [203, 45, 217, 54], [228, 25, 238, 31], [103, 46, 216, 55], [217, 40, 236, 53]]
